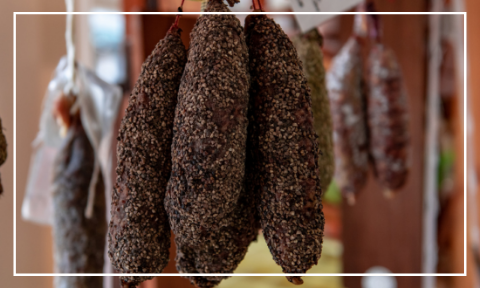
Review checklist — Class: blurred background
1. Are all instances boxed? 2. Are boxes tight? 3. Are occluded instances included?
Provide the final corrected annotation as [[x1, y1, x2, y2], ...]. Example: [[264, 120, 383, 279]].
[[0, 0, 477, 288]]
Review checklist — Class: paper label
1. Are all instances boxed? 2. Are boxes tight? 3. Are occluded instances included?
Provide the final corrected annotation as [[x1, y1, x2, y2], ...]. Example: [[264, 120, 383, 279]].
[[291, 0, 363, 32]]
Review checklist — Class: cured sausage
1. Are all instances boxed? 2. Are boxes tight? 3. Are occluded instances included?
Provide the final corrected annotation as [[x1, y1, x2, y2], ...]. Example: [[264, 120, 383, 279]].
[[367, 43, 409, 194], [52, 115, 105, 288], [326, 36, 369, 204], [245, 14, 324, 285], [165, 0, 250, 232], [292, 29, 334, 193], [165, 0, 249, 231], [165, 1, 255, 286], [108, 26, 186, 287], [174, 188, 257, 287]]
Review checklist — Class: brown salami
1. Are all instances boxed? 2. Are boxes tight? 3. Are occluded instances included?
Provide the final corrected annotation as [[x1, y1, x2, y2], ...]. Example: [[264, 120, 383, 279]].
[[326, 36, 369, 205], [165, 0, 250, 234], [245, 14, 324, 284], [367, 43, 409, 194], [292, 29, 334, 194], [52, 115, 106, 288], [165, 1, 255, 286], [108, 26, 186, 287], [174, 188, 257, 287]]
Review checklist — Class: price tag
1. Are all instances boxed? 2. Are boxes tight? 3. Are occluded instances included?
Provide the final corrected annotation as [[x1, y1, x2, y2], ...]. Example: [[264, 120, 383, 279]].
[[290, 0, 363, 32]]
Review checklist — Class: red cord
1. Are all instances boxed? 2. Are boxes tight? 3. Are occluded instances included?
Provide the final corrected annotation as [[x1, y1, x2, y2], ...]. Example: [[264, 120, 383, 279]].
[[257, 0, 263, 11], [172, 0, 186, 30]]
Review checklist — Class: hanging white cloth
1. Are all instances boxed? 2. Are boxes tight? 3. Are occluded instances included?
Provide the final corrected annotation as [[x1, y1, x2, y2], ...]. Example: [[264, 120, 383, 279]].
[[21, 0, 122, 224]]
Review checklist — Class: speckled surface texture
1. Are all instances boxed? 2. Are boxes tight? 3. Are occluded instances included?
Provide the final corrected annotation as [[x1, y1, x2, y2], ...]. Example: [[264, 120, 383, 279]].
[[165, 1, 255, 286], [326, 37, 369, 204], [292, 29, 334, 194], [173, 187, 257, 287], [52, 116, 105, 288], [165, 0, 250, 232], [367, 43, 409, 192], [245, 14, 324, 285], [108, 26, 186, 286]]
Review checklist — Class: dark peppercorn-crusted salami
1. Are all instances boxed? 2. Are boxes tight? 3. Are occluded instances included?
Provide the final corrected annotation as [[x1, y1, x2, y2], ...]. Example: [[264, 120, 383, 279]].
[[326, 37, 369, 205], [108, 26, 186, 287], [165, 0, 250, 233], [245, 14, 324, 285], [52, 115, 105, 288], [165, 1, 255, 286], [0, 117, 6, 195], [292, 29, 334, 194], [367, 43, 409, 194], [174, 188, 257, 287]]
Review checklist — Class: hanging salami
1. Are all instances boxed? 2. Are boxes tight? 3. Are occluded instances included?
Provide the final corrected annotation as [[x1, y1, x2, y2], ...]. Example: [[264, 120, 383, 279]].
[[367, 43, 409, 194], [174, 188, 257, 287], [52, 114, 106, 288], [165, 0, 250, 232], [292, 28, 334, 194], [245, 14, 324, 285], [108, 24, 187, 287], [326, 32, 369, 205], [165, 0, 255, 286]]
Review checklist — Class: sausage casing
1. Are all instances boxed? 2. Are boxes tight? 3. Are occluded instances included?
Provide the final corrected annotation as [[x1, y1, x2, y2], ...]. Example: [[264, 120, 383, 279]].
[[165, 1, 255, 286], [292, 29, 334, 194], [165, 0, 250, 234], [52, 116, 105, 288], [326, 37, 369, 204], [108, 27, 186, 286], [245, 14, 324, 284], [367, 43, 409, 192]]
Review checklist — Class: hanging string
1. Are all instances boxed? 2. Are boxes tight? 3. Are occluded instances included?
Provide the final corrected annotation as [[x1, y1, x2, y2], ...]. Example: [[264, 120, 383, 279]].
[[64, 0, 76, 95], [62, 0, 100, 220], [170, 0, 186, 31]]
